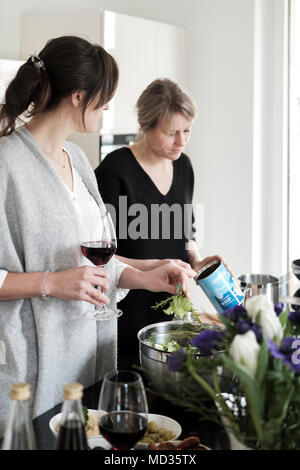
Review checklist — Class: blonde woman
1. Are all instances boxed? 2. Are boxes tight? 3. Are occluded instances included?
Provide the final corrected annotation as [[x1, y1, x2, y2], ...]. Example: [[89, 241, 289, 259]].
[[95, 79, 224, 368]]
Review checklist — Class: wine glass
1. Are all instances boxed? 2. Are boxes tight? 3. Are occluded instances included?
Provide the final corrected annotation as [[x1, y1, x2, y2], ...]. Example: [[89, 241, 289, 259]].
[[80, 209, 123, 321], [98, 371, 148, 450]]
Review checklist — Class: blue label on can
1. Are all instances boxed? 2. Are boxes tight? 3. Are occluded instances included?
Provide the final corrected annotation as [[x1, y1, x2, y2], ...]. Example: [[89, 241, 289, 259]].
[[196, 263, 244, 313]]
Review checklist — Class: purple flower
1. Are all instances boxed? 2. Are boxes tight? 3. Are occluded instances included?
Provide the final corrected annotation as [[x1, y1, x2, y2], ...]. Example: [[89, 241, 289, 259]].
[[237, 319, 263, 343], [288, 311, 300, 325], [168, 348, 186, 372], [221, 305, 248, 323], [268, 337, 300, 373], [189, 329, 223, 355], [274, 303, 285, 316]]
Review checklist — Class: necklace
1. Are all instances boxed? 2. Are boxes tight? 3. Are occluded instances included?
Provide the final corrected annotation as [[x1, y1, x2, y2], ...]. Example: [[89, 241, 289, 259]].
[[49, 150, 67, 169], [23, 124, 68, 168]]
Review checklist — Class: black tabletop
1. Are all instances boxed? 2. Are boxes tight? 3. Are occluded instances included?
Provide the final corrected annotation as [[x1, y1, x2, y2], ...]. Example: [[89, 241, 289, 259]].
[[32, 379, 229, 451]]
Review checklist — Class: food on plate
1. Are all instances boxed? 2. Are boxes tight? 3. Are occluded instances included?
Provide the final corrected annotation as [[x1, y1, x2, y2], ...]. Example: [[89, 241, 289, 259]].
[[139, 420, 176, 443], [177, 436, 201, 449], [147, 436, 211, 450], [55, 408, 100, 438], [84, 414, 100, 438]]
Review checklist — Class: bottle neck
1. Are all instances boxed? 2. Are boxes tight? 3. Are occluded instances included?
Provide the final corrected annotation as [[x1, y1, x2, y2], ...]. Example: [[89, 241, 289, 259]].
[[60, 398, 86, 426], [56, 398, 89, 450], [2, 399, 37, 450]]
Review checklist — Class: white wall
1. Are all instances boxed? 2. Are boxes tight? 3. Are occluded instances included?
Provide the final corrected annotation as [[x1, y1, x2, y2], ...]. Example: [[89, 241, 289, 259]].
[[187, 0, 254, 266], [0, 0, 288, 312], [0, 0, 198, 59], [185, 0, 256, 310], [251, 0, 289, 279]]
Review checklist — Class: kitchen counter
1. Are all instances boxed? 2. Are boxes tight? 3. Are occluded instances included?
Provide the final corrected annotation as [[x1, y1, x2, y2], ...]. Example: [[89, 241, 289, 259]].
[[32, 379, 230, 451]]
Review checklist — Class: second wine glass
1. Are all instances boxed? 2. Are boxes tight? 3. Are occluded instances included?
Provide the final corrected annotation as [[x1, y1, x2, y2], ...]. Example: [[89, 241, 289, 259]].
[[98, 371, 148, 450], [80, 210, 122, 321]]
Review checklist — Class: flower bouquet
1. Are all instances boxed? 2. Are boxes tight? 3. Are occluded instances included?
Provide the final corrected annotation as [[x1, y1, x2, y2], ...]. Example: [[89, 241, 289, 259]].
[[164, 296, 300, 450]]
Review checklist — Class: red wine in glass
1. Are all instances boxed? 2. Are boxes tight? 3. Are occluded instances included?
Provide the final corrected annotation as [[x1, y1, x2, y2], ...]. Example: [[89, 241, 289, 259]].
[[80, 210, 122, 321], [80, 241, 117, 266], [99, 411, 147, 450]]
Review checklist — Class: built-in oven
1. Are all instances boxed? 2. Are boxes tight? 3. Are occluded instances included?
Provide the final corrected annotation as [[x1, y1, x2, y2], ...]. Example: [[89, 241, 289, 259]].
[[100, 133, 136, 162]]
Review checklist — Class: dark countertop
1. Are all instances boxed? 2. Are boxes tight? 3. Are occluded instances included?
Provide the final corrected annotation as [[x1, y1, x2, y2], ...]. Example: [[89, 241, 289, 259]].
[[32, 379, 229, 451]]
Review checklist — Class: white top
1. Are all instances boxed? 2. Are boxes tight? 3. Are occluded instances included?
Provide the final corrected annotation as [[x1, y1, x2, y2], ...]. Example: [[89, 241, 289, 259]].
[[0, 271, 7, 290], [64, 150, 105, 242], [0, 149, 128, 298]]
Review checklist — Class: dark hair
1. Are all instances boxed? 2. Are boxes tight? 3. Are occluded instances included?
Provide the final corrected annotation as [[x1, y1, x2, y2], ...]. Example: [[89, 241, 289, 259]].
[[0, 36, 119, 137], [136, 78, 197, 134]]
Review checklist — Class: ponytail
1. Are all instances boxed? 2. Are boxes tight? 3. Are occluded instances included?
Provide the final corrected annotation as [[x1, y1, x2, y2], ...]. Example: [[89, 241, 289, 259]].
[[0, 36, 119, 138], [0, 57, 51, 137]]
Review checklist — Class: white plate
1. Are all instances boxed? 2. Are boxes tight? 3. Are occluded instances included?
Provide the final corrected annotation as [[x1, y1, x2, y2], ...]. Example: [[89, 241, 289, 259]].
[[49, 410, 181, 449], [49, 408, 106, 443], [134, 413, 182, 449], [88, 437, 112, 450]]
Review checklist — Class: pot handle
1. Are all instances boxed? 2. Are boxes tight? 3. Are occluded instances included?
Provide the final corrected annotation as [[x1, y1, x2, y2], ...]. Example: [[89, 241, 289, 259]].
[[240, 286, 253, 305]]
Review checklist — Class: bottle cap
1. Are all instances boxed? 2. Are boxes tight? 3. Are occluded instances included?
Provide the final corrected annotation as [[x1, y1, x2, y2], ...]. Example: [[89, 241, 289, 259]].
[[10, 383, 31, 401], [63, 383, 83, 400]]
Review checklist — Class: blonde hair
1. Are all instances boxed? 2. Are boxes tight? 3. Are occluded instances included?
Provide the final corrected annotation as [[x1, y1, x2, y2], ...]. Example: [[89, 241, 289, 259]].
[[135, 78, 197, 136]]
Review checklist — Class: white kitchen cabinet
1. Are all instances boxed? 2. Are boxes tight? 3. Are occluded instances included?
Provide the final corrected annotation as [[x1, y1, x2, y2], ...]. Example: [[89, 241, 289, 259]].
[[156, 22, 187, 90], [103, 12, 157, 134], [20, 11, 187, 168]]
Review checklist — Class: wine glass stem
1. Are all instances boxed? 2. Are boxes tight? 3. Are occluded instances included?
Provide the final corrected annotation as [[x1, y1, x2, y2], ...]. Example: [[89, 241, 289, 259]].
[[95, 265, 107, 311]]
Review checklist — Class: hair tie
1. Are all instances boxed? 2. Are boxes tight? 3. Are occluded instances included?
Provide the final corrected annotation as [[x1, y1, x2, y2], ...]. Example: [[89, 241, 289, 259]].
[[30, 53, 46, 73]]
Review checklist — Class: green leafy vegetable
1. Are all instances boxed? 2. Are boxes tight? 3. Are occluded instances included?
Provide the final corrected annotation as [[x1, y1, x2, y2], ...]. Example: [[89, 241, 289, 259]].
[[176, 282, 182, 295], [83, 406, 89, 425], [156, 339, 181, 352], [145, 336, 199, 353], [151, 282, 200, 323]]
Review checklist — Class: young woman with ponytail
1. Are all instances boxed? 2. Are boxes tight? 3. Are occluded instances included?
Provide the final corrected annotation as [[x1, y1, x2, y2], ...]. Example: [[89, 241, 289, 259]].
[[0, 36, 195, 435]]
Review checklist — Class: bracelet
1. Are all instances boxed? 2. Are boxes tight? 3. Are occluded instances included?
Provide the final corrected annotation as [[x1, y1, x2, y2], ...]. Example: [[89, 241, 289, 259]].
[[41, 270, 50, 300]]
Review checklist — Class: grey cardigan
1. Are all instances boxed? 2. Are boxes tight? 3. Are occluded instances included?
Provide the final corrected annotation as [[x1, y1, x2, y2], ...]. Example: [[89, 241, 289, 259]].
[[0, 127, 127, 436]]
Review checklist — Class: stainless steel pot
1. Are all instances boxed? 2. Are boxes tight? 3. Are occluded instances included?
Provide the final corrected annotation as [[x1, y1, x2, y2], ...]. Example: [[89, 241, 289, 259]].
[[137, 320, 232, 399], [237, 274, 279, 304]]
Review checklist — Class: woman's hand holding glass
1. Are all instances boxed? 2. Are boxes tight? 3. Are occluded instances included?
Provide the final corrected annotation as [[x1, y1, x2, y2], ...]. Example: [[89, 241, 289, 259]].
[[45, 266, 110, 306], [80, 210, 122, 321]]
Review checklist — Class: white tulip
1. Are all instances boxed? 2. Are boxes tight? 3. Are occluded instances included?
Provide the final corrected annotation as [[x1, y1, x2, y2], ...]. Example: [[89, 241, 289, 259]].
[[229, 330, 260, 374], [259, 313, 283, 341], [245, 295, 273, 319], [245, 295, 283, 341]]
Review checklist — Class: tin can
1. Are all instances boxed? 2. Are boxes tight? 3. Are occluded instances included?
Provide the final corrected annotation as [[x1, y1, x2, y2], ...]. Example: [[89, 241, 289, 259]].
[[195, 261, 244, 313]]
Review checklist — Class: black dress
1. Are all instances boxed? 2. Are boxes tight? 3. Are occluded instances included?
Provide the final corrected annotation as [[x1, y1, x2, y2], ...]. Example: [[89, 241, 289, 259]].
[[95, 147, 196, 369]]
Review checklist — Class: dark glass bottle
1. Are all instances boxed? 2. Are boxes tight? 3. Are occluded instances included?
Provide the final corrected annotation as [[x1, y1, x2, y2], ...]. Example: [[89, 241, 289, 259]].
[[56, 383, 89, 450], [1, 383, 37, 450]]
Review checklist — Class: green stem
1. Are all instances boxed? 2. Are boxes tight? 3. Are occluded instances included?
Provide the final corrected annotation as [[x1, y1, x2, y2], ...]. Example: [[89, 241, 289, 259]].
[[192, 312, 202, 324], [212, 366, 221, 396], [186, 361, 216, 399], [187, 362, 240, 437], [242, 388, 264, 446]]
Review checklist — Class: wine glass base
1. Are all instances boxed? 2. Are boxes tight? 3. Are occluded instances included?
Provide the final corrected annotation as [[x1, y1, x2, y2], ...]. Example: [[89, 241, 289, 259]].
[[87, 308, 123, 322]]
